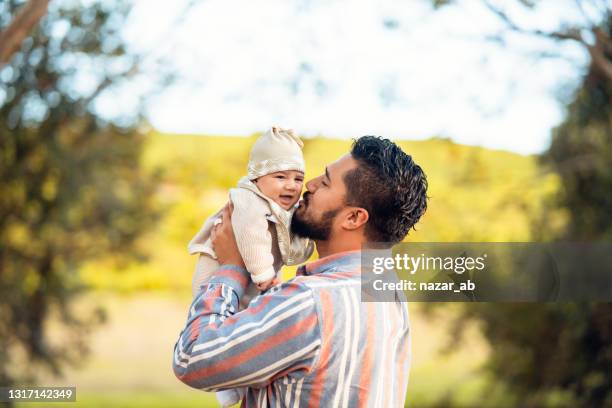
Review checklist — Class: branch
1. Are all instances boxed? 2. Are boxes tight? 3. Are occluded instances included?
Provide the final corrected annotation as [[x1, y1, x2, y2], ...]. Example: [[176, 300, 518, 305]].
[[483, 1, 612, 80], [0, 0, 51, 66], [483, 0, 587, 45], [81, 62, 141, 125], [587, 27, 612, 80], [574, 0, 597, 27]]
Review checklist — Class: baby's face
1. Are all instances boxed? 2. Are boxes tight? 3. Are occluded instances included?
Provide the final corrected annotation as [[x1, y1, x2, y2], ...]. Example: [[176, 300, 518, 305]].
[[254, 170, 304, 210]]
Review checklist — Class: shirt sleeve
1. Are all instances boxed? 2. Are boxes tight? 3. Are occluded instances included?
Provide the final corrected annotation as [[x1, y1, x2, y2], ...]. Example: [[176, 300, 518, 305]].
[[188, 208, 223, 255], [172, 265, 322, 391], [230, 189, 277, 283]]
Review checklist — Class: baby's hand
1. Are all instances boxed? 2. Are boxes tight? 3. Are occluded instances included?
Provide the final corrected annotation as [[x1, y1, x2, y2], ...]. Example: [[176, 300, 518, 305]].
[[256, 277, 280, 292]]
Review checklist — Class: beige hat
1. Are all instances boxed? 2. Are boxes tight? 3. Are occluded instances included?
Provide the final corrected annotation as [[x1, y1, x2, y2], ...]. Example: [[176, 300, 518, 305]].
[[247, 126, 305, 180]]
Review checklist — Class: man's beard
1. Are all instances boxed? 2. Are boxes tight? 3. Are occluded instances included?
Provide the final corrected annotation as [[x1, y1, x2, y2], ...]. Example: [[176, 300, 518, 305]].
[[291, 207, 340, 241]]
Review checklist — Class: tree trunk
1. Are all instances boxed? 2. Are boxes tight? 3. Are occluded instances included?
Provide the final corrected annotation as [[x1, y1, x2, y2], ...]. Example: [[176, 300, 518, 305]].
[[0, 0, 50, 65]]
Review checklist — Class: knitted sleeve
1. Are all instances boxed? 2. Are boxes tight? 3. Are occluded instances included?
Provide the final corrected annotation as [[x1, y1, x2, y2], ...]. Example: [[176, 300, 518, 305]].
[[187, 208, 223, 256], [229, 189, 277, 283]]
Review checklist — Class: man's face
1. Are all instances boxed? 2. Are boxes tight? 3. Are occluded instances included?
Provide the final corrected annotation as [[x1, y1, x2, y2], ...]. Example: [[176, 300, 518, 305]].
[[291, 154, 358, 240]]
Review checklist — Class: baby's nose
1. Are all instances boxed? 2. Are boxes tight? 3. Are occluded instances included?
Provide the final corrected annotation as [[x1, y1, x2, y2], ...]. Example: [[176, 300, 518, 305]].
[[285, 181, 298, 190]]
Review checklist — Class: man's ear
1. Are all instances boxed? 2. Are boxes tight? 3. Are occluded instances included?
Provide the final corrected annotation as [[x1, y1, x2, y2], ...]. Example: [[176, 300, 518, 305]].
[[341, 207, 369, 231]]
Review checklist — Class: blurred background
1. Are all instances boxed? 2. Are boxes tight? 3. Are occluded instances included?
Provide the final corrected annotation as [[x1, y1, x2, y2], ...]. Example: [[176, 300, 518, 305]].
[[1, 0, 611, 407]]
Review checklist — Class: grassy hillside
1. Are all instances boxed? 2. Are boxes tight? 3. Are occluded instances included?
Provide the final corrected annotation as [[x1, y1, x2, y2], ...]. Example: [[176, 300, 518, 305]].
[[80, 132, 561, 292]]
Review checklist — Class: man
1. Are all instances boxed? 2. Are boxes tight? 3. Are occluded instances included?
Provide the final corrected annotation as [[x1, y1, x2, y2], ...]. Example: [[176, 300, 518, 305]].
[[173, 136, 428, 407]]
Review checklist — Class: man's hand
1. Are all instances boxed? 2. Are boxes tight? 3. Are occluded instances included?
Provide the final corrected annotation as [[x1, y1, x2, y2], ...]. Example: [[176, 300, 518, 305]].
[[210, 202, 246, 268]]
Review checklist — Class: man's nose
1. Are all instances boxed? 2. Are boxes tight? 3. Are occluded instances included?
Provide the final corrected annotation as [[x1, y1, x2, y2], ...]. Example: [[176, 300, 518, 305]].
[[305, 177, 317, 192]]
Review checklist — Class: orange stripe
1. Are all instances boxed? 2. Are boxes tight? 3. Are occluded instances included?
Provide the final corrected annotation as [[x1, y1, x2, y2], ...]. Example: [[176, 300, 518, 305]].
[[216, 268, 249, 287], [357, 302, 375, 407], [308, 289, 333, 408], [180, 313, 317, 382], [190, 316, 201, 341]]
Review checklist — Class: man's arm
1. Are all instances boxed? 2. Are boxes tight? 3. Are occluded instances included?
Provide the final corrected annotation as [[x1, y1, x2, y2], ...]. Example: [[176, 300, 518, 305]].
[[172, 206, 321, 391]]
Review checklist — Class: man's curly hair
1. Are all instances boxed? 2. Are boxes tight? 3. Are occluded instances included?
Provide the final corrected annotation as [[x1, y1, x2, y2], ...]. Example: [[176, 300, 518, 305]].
[[344, 136, 428, 244]]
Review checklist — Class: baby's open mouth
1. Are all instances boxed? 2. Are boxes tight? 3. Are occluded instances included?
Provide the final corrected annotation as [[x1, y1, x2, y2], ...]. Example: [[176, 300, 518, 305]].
[[279, 195, 295, 205]]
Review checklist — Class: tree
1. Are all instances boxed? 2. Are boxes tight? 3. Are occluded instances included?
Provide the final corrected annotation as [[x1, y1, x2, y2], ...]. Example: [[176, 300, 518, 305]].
[[544, 17, 612, 240], [0, 0, 161, 395], [429, 1, 612, 406]]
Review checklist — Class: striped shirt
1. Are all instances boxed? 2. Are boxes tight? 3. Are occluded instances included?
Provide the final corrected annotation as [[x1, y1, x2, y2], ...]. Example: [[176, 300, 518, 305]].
[[173, 250, 411, 407]]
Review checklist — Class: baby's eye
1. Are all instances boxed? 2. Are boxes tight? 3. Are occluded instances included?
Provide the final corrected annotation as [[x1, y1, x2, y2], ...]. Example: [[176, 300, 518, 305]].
[[275, 175, 286, 179]]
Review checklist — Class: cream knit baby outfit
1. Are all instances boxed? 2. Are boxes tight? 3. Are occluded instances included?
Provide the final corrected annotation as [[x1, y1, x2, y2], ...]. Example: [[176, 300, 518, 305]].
[[188, 176, 313, 295]]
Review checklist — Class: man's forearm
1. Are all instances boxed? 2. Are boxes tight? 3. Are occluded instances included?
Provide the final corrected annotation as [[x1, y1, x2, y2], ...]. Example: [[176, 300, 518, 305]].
[[173, 265, 321, 391]]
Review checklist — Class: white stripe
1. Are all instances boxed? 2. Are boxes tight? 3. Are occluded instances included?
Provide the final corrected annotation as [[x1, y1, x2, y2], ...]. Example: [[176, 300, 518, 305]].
[[185, 299, 315, 365], [189, 302, 196, 319], [403, 304, 412, 389], [298, 279, 360, 289], [173, 343, 185, 367], [284, 383, 293, 407], [258, 388, 265, 408], [175, 334, 192, 365], [175, 337, 193, 367], [176, 333, 189, 362], [332, 289, 352, 408], [342, 289, 360, 408], [375, 303, 388, 407], [390, 303, 408, 407], [220, 284, 233, 322], [293, 378, 305, 405], [211, 339, 321, 389], [192, 291, 312, 352]]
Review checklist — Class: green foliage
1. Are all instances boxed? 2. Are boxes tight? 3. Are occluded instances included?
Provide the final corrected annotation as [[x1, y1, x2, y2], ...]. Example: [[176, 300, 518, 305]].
[[543, 32, 612, 240], [0, 0, 159, 391], [448, 304, 612, 407]]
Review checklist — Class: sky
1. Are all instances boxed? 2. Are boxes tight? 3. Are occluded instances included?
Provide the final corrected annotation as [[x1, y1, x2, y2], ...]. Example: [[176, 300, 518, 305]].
[[114, 0, 591, 154]]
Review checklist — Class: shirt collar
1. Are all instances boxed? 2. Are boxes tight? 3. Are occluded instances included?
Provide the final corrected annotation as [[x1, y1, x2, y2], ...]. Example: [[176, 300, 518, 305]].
[[297, 250, 361, 276]]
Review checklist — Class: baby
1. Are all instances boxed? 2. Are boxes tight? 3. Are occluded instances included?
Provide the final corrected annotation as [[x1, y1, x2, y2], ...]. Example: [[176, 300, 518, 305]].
[[187, 126, 314, 407]]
